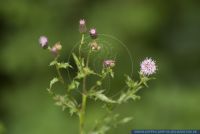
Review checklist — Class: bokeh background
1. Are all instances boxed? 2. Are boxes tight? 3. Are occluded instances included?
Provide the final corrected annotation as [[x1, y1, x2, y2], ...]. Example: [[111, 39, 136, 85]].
[[0, 0, 200, 134]]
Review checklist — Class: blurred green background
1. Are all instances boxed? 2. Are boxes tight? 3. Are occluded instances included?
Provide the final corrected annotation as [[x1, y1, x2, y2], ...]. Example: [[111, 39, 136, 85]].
[[0, 0, 200, 134]]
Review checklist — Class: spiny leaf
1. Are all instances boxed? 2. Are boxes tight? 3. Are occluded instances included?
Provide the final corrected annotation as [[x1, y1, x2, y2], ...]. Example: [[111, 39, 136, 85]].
[[128, 94, 141, 101], [49, 60, 57, 66], [118, 89, 141, 103], [57, 62, 72, 69], [49, 60, 72, 69], [125, 75, 135, 88], [53, 95, 78, 115], [89, 114, 125, 134], [49, 77, 59, 89], [119, 116, 133, 124], [89, 90, 117, 104]]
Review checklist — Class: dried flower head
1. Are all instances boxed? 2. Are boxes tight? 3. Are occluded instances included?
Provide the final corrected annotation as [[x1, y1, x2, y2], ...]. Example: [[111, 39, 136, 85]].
[[51, 42, 62, 56], [90, 41, 101, 51], [89, 28, 97, 39], [79, 19, 87, 33], [140, 58, 157, 76], [104, 60, 115, 68], [39, 36, 48, 49]]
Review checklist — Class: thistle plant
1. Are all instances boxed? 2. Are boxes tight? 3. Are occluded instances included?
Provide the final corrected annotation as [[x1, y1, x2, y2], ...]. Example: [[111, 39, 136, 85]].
[[38, 19, 157, 134]]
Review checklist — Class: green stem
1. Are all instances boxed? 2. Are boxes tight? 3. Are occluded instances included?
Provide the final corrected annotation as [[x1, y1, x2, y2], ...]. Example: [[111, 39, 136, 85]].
[[79, 34, 89, 134], [79, 93, 87, 134], [79, 34, 85, 58]]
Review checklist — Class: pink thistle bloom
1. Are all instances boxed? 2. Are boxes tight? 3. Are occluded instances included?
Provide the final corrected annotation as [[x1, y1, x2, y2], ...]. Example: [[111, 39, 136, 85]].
[[89, 28, 97, 39], [140, 58, 157, 76], [104, 60, 115, 68], [39, 36, 48, 49], [79, 19, 87, 33]]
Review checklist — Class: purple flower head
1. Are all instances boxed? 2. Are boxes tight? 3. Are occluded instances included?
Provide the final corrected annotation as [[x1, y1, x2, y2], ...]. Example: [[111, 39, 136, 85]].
[[79, 19, 87, 33], [103, 60, 115, 68], [39, 36, 48, 49], [140, 58, 157, 76], [51, 42, 62, 56], [89, 28, 98, 39]]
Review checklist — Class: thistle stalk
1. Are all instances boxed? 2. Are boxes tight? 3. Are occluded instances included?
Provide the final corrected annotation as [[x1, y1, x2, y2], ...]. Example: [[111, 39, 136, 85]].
[[79, 35, 91, 134]]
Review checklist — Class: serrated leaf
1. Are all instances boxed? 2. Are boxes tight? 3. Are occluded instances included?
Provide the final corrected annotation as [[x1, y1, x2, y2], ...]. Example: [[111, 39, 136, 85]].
[[89, 90, 117, 104], [126, 94, 141, 101], [89, 114, 121, 134], [50, 77, 59, 89], [49, 60, 57, 66], [53, 95, 78, 115], [125, 75, 135, 88], [49, 60, 72, 69], [57, 62, 72, 69], [118, 89, 141, 103]]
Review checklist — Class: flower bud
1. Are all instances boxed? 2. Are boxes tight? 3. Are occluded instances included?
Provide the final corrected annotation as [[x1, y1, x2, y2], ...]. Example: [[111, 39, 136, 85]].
[[51, 42, 62, 56], [79, 19, 87, 33], [39, 36, 48, 49], [103, 60, 115, 68], [89, 28, 98, 39]]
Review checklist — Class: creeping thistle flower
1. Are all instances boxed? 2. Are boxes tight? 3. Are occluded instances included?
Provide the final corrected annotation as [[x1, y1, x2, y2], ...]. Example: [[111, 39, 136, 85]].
[[39, 36, 48, 49], [140, 58, 157, 76], [89, 28, 97, 39], [51, 42, 62, 56], [79, 19, 87, 33], [90, 41, 101, 51], [104, 60, 115, 68]]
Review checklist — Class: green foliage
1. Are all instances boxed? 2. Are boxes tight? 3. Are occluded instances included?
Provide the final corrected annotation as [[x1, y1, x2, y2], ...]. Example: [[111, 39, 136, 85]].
[[47, 77, 59, 94], [102, 68, 114, 78], [53, 95, 78, 115], [68, 80, 80, 91], [50, 60, 72, 69], [72, 53, 96, 79], [88, 90, 117, 104], [89, 114, 133, 134]]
